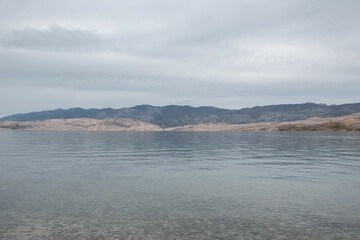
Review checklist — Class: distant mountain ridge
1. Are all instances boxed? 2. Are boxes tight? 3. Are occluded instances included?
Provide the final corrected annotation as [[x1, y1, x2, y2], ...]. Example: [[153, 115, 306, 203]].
[[1, 102, 360, 128]]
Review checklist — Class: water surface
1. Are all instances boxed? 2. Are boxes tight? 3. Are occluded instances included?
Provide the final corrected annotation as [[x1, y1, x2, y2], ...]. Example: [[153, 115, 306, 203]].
[[0, 131, 360, 239]]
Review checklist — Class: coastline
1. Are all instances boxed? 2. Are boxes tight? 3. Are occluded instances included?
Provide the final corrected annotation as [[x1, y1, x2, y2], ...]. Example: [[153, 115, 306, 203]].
[[1, 113, 360, 132]]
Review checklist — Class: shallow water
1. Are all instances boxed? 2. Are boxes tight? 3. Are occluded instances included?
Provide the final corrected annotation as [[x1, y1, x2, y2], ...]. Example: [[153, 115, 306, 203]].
[[0, 131, 360, 239]]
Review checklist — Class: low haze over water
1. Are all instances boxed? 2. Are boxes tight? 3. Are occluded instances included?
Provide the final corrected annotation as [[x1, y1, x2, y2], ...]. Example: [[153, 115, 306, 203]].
[[0, 131, 360, 239]]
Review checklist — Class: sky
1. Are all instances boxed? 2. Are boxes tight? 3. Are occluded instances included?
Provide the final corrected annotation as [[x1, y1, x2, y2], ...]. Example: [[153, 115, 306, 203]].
[[0, 0, 359, 117]]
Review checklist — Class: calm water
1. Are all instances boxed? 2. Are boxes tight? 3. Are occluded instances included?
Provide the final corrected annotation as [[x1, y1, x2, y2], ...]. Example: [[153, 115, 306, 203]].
[[0, 131, 360, 240]]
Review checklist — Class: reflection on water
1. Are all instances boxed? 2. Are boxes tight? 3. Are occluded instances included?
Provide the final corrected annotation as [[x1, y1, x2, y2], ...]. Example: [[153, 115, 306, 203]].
[[0, 131, 360, 239]]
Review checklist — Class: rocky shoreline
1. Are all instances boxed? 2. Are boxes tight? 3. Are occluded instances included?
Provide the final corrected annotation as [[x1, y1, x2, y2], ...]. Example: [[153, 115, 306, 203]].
[[0, 118, 162, 131], [1, 113, 360, 132]]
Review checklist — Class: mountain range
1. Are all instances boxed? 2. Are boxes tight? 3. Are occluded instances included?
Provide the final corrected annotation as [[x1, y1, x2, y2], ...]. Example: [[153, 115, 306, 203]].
[[1, 102, 360, 128]]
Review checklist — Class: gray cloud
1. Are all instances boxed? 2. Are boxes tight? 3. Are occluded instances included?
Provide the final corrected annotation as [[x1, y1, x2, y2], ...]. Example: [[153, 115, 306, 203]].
[[0, 25, 102, 52], [0, 0, 359, 117]]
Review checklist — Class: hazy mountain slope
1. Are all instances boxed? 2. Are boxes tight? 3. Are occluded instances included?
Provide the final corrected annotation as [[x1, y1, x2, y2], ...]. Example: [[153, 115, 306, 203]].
[[1, 103, 360, 128]]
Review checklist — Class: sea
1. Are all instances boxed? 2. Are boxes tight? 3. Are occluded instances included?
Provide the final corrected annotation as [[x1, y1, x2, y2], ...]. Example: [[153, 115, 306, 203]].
[[0, 131, 359, 239]]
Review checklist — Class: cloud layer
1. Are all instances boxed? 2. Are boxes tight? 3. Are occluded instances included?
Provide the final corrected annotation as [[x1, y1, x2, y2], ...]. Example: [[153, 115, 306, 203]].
[[0, 0, 359, 116]]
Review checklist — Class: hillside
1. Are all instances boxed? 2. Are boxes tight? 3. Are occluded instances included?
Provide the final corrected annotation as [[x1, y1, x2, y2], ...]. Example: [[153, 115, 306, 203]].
[[1, 103, 360, 128], [167, 113, 360, 132]]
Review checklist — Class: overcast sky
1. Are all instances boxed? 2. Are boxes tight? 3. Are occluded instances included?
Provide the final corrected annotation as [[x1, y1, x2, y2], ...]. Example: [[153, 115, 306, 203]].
[[0, 0, 359, 116]]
